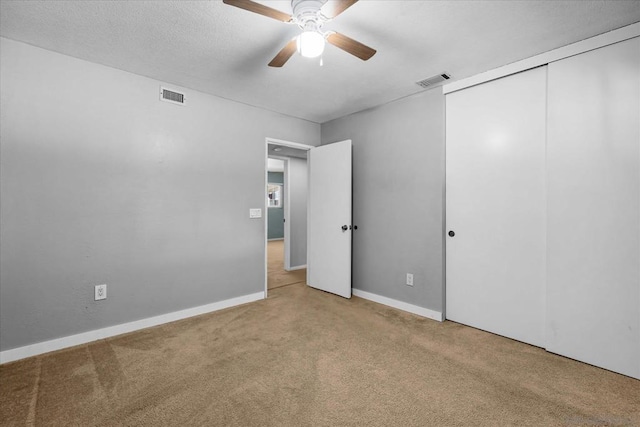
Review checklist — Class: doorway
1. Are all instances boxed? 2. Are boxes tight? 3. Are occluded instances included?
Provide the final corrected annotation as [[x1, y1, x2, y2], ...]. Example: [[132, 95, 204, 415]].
[[264, 138, 313, 297]]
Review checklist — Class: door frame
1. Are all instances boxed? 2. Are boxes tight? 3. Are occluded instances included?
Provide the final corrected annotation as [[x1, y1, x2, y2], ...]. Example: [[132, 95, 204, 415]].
[[264, 137, 314, 297], [268, 154, 289, 262]]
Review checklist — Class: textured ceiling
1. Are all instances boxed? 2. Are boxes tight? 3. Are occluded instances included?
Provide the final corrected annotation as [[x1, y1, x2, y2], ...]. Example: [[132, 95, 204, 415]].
[[1, 1, 639, 123]]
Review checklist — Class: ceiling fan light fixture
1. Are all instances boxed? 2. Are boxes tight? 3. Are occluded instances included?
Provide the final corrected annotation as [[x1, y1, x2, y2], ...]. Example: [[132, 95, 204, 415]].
[[223, 0, 376, 67], [297, 31, 325, 58]]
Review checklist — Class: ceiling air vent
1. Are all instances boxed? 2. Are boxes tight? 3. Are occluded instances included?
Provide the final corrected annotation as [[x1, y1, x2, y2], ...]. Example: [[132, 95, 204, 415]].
[[416, 73, 451, 89], [160, 86, 186, 106]]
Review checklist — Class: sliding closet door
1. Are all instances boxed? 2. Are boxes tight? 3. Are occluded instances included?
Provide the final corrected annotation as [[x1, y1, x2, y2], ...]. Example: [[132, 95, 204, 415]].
[[446, 66, 547, 347], [546, 37, 640, 379]]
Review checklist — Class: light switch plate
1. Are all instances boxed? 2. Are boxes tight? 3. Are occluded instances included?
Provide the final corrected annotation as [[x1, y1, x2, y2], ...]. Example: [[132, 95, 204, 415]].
[[249, 208, 262, 219]]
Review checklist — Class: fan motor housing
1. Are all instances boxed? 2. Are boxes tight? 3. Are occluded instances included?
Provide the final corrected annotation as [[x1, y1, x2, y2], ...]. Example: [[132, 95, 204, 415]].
[[292, 0, 326, 27]]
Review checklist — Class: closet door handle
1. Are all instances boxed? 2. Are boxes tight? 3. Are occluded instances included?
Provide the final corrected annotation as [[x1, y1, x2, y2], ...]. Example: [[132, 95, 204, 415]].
[[448, 230, 455, 237], [341, 225, 349, 231]]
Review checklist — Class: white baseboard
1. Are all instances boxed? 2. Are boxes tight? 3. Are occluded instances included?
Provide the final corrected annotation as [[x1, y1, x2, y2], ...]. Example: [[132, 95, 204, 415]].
[[0, 291, 265, 365], [286, 264, 307, 271], [352, 289, 443, 322]]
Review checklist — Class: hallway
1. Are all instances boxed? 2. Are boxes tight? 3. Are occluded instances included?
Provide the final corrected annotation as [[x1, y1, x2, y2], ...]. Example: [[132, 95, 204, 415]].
[[267, 240, 306, 290]]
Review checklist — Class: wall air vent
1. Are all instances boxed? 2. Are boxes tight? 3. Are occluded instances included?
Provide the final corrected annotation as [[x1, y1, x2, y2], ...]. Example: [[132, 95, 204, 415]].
[[160, 86, 186, 105], [416, 73, 451, 89]]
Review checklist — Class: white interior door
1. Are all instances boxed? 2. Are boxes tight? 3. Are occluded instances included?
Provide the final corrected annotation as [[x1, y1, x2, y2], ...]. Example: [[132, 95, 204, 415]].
[[446, 67, 547, 347], [546, 37, 640, 379], [307, 140, 352, 298]]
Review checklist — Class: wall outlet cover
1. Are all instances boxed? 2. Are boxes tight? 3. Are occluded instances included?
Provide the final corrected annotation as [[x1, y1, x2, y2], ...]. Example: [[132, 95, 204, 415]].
[[95, 284, 107, 301], [406, 273, 414, 286]]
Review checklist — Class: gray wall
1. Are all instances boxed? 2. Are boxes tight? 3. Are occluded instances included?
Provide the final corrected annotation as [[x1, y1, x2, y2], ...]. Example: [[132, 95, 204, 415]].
[[267, 171, 284, 240], [287, 157, 308, 268], [321, 90, 445, 313], [0, 38, 320, 352]]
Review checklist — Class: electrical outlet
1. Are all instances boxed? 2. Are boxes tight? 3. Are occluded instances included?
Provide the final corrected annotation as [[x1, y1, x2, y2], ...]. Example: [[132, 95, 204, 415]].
[[406, 273, 414, 287], [95, 284, 107, 301]]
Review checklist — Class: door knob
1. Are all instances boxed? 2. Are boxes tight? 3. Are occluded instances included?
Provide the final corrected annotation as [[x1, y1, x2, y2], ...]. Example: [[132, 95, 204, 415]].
[[448, 230, 455, 237], [341, 225, 348, 231]]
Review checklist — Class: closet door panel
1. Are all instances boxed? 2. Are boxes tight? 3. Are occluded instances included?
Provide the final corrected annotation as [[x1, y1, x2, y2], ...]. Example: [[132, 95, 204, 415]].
[[446, 66, 547, 347], [546, 37, 640, 379]]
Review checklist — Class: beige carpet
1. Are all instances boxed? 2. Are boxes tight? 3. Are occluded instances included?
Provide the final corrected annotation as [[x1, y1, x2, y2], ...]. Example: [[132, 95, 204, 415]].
[[267, 240, 306, 290], [1, 283, 639, 426]]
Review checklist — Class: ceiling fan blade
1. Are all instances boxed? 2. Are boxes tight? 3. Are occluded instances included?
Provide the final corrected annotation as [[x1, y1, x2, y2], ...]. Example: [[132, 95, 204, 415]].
[[326, 32, 376, 61], [223, 0, 292, 22], [268, 39, 298, 67], [321, 0, 359, 19]]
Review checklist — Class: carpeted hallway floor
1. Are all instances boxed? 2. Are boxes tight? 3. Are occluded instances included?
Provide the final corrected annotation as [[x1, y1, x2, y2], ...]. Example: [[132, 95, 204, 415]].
[[1, 283, 639, 426], [267, 240, 306, 290]]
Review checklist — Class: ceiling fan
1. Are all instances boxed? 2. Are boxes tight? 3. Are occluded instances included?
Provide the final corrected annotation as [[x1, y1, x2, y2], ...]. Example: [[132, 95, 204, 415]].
[[222, 0, 376, 67]]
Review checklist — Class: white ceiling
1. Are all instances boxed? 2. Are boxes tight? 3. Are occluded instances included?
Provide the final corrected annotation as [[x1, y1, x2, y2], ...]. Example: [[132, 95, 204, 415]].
[[268, 143, 308, 159], [1, 1, 639, 123]]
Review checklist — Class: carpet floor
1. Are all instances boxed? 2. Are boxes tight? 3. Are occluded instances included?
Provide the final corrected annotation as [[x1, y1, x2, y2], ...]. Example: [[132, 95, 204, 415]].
[[1, 283, 639, 426], [267, 240, 306, 290]]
